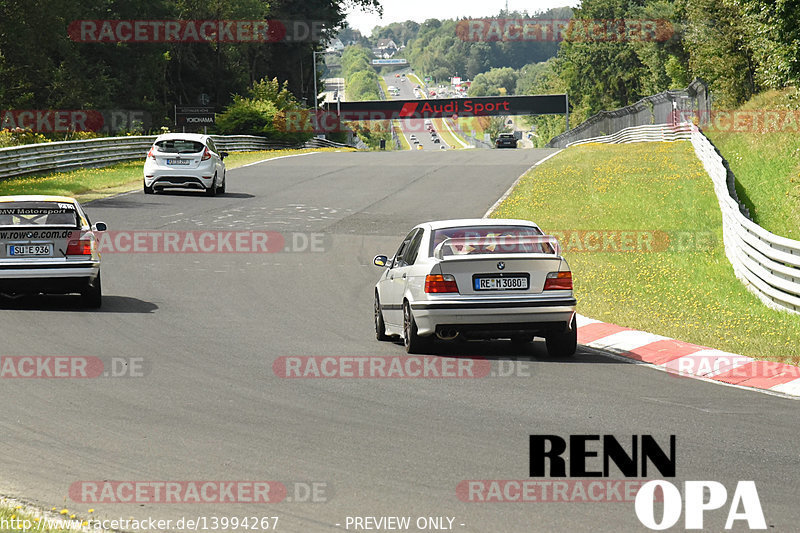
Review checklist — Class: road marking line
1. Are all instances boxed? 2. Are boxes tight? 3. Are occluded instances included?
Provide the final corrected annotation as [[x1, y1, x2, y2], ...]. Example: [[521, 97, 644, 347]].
[[440, 118, 470, 149], [483, 149, 564, 217], [232, 151, 320, 170], [772, 378, 800, 395]]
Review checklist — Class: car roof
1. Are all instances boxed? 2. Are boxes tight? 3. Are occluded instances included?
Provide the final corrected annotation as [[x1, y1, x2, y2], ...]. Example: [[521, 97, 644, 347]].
[[154, 133, 211, 142], [0, 195, 78, 204], [419, 219, 540, 231]]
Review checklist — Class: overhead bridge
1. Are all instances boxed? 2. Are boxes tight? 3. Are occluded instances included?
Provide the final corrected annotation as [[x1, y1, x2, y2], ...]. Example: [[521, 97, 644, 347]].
[[324, 94, 569, 121]]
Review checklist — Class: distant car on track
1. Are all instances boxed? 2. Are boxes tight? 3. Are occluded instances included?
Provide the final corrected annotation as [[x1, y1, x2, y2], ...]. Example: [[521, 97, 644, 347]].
[[495, 133, 518, 149], [373, 219, 576, 355], [0, 195, 107, 307], [143, 133, 228, 196]]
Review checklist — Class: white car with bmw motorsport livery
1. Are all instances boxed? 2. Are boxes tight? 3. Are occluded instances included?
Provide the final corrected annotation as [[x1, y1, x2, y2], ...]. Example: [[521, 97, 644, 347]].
[[0, 195, 107, 307], [143, 133, 228, 196], [373, 219, 576, 355]]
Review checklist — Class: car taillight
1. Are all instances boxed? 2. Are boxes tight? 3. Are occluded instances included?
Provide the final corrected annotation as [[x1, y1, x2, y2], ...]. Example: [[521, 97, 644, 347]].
[[66, 238, 93, 256], [202, 147, 211, 161], [425, 274, 459, 293], [147, 148, 155, 160], [543, 271, 572, 290]]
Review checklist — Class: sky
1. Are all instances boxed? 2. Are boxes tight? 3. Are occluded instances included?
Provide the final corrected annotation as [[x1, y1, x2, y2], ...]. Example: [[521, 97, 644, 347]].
[[345, 0, 580, 36]]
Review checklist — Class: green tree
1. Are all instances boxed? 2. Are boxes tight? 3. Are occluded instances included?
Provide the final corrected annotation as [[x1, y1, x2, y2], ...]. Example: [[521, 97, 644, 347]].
[[468, 67, 518, 96], [216, 77, 311, 142], [682, 0, 757, 107]]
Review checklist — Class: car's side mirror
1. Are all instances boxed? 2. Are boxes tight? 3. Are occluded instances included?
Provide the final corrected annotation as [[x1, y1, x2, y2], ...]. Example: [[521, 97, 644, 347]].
[[220, 151, 229, 159], [93, 222, 107, 232], [373, 255, 388, 267]]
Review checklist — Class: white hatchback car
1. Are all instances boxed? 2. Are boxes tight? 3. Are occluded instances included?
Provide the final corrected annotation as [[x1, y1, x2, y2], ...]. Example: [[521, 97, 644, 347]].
[[143, 133, 227, 196], [373, 219, 577, 355], [0, 195, 107, 307]]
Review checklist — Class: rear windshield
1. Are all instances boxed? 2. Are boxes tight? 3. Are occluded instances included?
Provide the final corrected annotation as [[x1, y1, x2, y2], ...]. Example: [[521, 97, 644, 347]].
[[155, 139, 205, 154], [0, 202, 79, 227], [429, 225, 551, 256]]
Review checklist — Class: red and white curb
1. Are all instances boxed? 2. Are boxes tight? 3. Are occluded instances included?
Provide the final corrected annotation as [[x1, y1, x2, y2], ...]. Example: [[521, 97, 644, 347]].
[[576, 315, 800, 398]]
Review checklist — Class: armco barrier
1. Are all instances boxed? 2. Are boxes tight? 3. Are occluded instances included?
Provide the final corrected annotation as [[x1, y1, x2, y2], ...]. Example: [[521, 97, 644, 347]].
[[0, 135, 352, 180], [566, 123, 692, 146], [689, 124, 800, 314], [548, 79, 710, 148], [570, 122, 800, 315]]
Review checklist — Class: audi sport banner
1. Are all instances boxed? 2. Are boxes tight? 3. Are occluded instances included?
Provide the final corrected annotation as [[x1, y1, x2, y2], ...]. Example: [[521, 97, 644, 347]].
[[323, 95, 567, 120]]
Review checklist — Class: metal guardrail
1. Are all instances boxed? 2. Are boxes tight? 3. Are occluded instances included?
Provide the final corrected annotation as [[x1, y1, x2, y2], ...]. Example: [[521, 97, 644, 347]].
[[689, 124, 800, 314], [0, 135, 352, 180], [304, 137, 351, 149], [566, 123, 692, 146], [573, 122, 800, 315], [0, 136, 156, 180], [548, 80, 710, 148]]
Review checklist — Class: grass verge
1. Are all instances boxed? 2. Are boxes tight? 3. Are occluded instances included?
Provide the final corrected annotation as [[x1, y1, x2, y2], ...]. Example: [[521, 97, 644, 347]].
[[377, 76, 390, 97], [0, 499, 89, 532], [0, 147, 352, 202], [406, 73, 424, 88], [432, 118, 466, 149], [393, 122, 411, 150], [704, 87, 800, 239], [457, 116, 488, 138], [491, 141, 800, 364]]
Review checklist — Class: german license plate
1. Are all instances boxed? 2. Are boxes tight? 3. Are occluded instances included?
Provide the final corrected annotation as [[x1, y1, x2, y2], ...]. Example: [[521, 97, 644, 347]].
[[474, 276, 528, 290], [8, 244, 53, 257], [166, 159, 191, 165]]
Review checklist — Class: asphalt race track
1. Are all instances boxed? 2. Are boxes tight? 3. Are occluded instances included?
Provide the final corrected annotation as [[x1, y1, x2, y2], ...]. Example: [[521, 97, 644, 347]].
[[1, 149, 799, 532], [382, 73, 445, 151]]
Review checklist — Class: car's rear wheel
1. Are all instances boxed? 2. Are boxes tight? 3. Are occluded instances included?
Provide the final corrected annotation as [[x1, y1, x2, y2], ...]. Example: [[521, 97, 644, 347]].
[[403, 301, 431, 354], [374, 292, 390, 341], [143, 181, 154, 194], [205, 173, 217, 196], [82, 273, 102, 309], [545, 315, 577, 357], [218, 171, 226, 194]]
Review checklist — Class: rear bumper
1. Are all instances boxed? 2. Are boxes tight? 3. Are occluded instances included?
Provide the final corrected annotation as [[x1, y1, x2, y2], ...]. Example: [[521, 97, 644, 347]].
[[410, 297, 576, 337], [150, 176, 211, 190], [143, 163, 217, 189], [0, 261, 99, 294]]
